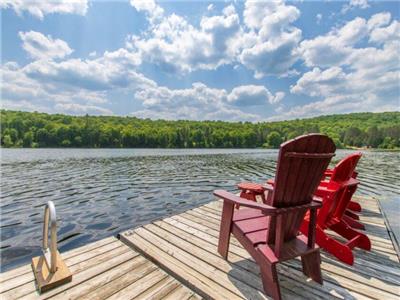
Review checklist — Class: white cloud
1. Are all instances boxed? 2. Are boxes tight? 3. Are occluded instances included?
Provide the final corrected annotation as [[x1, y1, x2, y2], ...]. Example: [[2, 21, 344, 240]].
[[369, 20, 400, 44], [130, 0, 164, 24], [350, 0, 369, 9], [342, 0, 369, 14], [23, 49, 149, 91], [367, 12, 391, 30], [126, 4, 241, 73], [54, 103, 112, 115], [287, 14, 400, 120], [2, 41, 150, 116], [207, 4, 214, 11], [133, 82, 283, 121], [227, 85, 284, 105], [19, 31, 73, 60], [3, 43, 283, 121], [1, 0, 88, 20], [237, 0, 302, 77], [1, 61, 110, 115], [299, 14, 393, 68], [127, 0, 302, 77]]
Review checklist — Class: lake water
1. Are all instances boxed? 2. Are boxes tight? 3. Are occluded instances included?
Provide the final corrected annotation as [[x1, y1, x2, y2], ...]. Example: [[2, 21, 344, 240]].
[[1, 148, 399, 272]]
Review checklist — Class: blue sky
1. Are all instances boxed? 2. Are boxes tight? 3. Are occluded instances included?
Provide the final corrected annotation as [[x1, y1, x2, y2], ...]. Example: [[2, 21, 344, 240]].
[[1, 0, 399, 121]]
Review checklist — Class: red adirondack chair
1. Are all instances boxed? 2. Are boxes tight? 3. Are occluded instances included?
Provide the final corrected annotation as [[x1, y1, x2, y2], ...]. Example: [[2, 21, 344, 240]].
[[242, 153, 364, 229], [323, 163, 362, 221], [300, 152, 371, 265], [214, 134, 336, 299], [321, 153, 365, 230]]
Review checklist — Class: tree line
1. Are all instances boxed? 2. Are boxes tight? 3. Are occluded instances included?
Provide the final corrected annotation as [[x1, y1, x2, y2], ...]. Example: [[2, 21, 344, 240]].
[[1, 110, 399, 149]]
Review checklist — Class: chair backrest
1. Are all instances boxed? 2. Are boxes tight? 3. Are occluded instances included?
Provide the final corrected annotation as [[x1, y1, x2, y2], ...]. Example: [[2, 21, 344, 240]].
[[330, 153, 362, 183], [266, 134, 336, 243], [329, 153, 362, 220]]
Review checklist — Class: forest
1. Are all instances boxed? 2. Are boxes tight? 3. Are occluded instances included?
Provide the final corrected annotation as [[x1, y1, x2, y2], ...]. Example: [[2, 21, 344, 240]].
[[1, 110, 399, 149]]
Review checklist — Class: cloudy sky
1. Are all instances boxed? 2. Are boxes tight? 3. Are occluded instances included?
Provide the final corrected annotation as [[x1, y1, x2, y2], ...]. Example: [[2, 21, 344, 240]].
[[1, 0, 399, 121]]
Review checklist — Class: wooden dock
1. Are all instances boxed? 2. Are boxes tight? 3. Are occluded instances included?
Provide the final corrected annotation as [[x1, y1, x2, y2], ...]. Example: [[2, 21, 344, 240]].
[[0, 237, 200, 299], [1, 196, 399, 299]]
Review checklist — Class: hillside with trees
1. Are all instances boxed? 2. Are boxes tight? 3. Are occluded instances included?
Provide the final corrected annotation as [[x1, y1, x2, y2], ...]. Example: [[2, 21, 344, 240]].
[[1, 110, 399, 149]]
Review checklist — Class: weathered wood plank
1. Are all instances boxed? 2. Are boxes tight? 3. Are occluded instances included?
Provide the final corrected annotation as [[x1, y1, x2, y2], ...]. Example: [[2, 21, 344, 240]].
[[0, 240, 124, 294], [50, 256, 150, 300], [13, 245, 135, 300], [161, 285, 198, 300], [0, 237, 117, 285], [132, 276, 179, 300], [121, 232, 243, 300], [105, 269, 168, 300], [79, 260, 157, 300]]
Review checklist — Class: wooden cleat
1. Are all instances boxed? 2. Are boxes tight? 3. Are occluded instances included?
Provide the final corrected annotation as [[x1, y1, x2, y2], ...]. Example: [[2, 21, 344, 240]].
[[31, 250, 72, 293]]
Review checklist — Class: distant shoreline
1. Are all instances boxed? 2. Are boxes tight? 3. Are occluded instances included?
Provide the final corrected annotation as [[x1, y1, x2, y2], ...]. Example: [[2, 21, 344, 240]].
[[2, 110, 399, 150], [2, 146, 399, 151]]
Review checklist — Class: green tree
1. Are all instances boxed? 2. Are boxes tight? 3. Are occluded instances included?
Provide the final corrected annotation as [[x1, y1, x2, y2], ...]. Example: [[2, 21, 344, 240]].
[[2, 135, 13, 147], [23, 131, 34, 147], [267, 131, 282, 148], [0, 110, 399, 149]]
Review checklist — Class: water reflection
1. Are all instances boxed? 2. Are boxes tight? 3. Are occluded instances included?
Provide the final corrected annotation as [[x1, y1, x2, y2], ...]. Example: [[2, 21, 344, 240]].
[[1, 148, 399, 272]]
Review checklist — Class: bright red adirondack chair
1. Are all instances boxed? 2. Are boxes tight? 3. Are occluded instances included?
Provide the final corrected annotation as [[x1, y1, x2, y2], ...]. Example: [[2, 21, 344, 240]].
[[323, 163, 362, 222], [300, 152, 371, 265], [214, 134, 336, 299], [321, 153, 365, 230]]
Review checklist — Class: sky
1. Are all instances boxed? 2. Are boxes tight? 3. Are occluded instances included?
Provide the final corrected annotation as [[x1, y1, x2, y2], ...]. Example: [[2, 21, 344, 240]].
[[1, 0, 399, 122]]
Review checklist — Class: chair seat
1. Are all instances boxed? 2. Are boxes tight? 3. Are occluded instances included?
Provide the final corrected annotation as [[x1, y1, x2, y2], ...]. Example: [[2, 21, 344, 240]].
[[257, 234, 317, 263], [233, 209, 317, 261], [232, 208, 270, 245]]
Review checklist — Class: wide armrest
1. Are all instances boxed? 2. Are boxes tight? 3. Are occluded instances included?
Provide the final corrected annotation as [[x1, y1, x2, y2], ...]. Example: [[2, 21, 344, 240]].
[[214, 190, 277, 215], [214, 190, 322, 215]]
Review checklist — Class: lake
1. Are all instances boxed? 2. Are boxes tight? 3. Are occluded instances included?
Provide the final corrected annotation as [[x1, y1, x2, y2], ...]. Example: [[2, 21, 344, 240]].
[[1, 148, 399, 272]]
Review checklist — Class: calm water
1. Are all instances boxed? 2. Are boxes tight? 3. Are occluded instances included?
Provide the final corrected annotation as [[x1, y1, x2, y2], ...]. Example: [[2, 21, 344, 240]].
[[1, 148, 399, 272]]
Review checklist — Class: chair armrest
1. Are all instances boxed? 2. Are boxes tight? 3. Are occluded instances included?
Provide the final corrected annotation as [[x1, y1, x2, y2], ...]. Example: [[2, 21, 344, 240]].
[[214, 190, 277, 215]]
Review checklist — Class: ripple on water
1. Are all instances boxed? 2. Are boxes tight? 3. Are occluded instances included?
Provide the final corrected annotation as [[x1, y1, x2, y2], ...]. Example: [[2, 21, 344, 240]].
[[0, 148, 399, 272]]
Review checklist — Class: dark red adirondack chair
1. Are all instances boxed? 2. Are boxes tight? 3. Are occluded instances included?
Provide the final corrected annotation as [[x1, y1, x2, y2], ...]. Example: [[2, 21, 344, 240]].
[[300, 152, 371, 265], [214, 134, 336, 299]]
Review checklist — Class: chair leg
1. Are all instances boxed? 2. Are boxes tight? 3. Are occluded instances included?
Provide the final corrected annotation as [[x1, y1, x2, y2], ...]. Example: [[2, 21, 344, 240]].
[[348, 201, 362, 212], [330, 220, 371, 251], [314, 225, 355, 265], [301, 251, 323, 284], [218, 201, 234, 259], [343, 215, 365, 230], [259, 263, 281, 300], [345, 209, 360, 220]]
